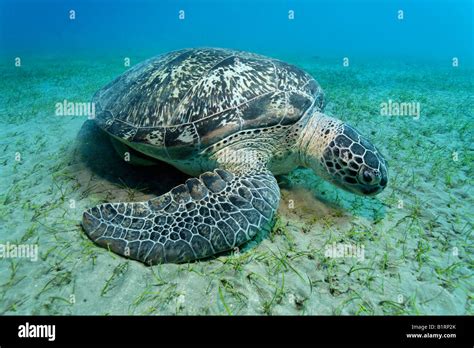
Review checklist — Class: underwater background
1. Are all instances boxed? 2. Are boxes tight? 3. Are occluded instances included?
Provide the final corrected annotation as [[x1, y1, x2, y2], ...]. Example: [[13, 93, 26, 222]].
[[0, 0, 472, 314]]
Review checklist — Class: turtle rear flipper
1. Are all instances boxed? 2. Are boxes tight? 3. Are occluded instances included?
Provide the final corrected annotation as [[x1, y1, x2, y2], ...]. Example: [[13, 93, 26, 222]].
[[82, 168, 280, 264]]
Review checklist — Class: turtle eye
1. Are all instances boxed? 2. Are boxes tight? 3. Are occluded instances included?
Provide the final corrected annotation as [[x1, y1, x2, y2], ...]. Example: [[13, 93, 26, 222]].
[[362, 170, 374, 184]]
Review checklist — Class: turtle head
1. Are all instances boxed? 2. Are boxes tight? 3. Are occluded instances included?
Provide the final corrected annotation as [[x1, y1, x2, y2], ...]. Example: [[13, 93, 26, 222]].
[[298, 112, 388, 196]]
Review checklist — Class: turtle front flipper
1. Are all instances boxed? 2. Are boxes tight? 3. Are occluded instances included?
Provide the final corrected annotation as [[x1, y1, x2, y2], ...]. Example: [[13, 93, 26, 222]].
[[82, 168, 280, 264]]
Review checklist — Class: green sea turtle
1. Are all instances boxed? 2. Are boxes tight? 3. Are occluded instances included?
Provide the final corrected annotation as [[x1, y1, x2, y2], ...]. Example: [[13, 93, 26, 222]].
[[82, 48, 388, 264]]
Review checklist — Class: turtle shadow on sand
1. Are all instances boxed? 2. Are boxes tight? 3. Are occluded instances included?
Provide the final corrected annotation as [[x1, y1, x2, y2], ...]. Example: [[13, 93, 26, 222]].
[[74, 120, 190, 201]]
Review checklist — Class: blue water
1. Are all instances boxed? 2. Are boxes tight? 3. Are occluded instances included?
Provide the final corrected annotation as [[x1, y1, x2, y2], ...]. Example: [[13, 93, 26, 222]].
[[1, 0, 472, 62]]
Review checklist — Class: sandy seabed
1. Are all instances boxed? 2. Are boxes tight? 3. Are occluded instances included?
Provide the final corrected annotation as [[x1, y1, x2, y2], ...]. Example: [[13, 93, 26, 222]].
[[0, 54, 472, 315]]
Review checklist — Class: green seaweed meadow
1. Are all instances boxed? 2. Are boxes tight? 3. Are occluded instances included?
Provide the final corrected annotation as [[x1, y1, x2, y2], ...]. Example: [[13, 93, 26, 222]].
[[0, 55, 472, 315]]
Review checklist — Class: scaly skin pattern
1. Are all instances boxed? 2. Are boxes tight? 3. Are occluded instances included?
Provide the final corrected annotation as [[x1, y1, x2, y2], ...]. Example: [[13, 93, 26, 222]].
[[297, 112, 388, 195], [83, 150, 280, 264]]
